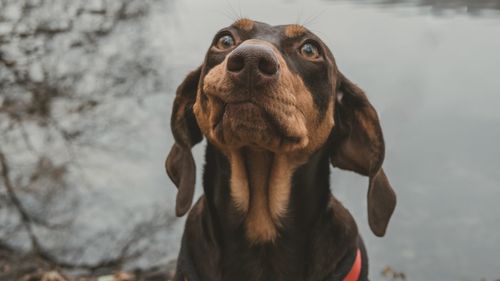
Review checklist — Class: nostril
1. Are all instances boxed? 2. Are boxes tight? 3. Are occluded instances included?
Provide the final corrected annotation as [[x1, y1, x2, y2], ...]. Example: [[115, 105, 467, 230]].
[[227, 54, 245, 72], [258, 57, 278, 76]]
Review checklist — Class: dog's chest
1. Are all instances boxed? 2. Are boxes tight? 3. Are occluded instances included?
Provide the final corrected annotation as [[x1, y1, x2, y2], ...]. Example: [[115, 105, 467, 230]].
[[219, 243, 310, 281]]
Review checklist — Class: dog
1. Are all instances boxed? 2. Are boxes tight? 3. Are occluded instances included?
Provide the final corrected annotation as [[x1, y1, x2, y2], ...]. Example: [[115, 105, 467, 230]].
[[165, 19, 396, 281]]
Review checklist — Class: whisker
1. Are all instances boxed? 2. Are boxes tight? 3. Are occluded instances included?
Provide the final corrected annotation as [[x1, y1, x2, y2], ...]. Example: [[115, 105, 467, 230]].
[[302, 9, 326, 27], [224, 0, 240, 21]]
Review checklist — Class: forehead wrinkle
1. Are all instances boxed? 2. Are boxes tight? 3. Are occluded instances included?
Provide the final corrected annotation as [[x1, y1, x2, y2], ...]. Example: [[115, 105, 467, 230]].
[[232, 18, 255, 31], [284, 24, 306, 38]]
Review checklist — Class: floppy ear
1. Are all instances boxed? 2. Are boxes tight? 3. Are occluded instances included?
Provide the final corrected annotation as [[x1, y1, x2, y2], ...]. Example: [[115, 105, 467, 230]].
[[165, 66, 203, 217], [330, 72, 396, 237]]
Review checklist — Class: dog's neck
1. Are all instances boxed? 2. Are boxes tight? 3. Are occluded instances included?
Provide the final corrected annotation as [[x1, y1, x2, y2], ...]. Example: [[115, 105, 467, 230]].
[[193, 142, 357, 280], [203, 142, 332, 243]]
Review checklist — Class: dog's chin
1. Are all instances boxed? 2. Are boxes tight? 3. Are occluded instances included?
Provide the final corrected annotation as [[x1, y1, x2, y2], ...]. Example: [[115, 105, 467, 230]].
[[209, 102, 308, 153]]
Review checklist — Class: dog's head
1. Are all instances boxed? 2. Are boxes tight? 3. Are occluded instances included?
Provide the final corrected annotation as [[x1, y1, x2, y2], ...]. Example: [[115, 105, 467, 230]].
[[166, 19, 396, 237]]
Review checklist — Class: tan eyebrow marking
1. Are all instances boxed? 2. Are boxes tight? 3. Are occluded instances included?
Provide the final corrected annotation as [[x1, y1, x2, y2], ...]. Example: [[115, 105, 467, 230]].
[[233, 18, 255, 31], [285, 24, 306, 38]]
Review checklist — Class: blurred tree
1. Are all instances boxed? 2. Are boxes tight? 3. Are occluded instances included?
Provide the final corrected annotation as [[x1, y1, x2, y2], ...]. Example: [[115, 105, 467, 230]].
[[0, 0, 174, 280]]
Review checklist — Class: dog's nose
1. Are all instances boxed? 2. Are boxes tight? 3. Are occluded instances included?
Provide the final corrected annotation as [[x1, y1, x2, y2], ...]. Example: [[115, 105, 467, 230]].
[[226, 44, 279, 86]]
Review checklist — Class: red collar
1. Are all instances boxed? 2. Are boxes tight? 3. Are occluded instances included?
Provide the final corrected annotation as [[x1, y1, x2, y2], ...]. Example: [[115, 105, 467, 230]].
[[342, 249, 362, 281]]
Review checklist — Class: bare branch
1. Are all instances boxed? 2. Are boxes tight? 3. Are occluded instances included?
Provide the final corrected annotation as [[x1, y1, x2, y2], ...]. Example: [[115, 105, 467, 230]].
[[0, 150, 42, 253]]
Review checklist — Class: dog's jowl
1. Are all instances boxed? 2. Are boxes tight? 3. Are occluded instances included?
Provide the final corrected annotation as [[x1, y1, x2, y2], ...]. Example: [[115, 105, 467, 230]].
[[165, 19, 396, 281]]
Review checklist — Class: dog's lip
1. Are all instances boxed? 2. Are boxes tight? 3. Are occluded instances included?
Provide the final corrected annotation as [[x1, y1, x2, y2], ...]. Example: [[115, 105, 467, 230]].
[[212, 100, 252, 131], [212, 100, 303, 145]]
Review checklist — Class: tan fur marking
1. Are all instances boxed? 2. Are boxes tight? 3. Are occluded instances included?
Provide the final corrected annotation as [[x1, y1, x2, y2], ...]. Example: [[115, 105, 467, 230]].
[[233, 18, 254, 31], [285, 24, 306, 38], [244, 150, 278, 243], [268, 155, 294, 221], [229, 151, 250, 212]]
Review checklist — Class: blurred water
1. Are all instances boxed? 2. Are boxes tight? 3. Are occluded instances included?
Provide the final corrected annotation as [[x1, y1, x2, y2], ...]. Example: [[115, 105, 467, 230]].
[[160, 0, 500, 280]]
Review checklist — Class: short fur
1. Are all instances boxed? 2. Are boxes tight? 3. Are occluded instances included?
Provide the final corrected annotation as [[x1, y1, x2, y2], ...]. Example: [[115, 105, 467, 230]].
[[285, 24, 307, 38]]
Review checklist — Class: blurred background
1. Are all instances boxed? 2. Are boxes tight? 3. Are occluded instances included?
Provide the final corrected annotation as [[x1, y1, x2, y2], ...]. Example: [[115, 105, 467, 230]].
[[0, 0, 499, 280]]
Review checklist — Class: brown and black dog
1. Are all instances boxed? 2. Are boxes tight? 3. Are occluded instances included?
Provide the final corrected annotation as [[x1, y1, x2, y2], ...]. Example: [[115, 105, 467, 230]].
[[165, 19, 396, 281]]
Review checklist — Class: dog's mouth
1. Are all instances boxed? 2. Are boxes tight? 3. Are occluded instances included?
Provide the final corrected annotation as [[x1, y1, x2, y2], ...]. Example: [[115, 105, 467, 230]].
[[208, 96, 308, 152]]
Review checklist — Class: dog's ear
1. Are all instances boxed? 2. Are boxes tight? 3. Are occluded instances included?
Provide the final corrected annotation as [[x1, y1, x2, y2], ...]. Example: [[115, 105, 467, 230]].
[[166, 66, 203, 217], [330, 72, 396, 237]]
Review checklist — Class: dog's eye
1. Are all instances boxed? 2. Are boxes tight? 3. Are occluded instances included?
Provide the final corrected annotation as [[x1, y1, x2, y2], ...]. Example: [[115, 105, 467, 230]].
[[299, 42, 321, 60], [215, 34, 235, 50]]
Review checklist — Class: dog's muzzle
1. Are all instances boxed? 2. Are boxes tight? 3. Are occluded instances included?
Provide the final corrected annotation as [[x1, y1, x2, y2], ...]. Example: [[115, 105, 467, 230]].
[[198, 40, 310, 152]]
